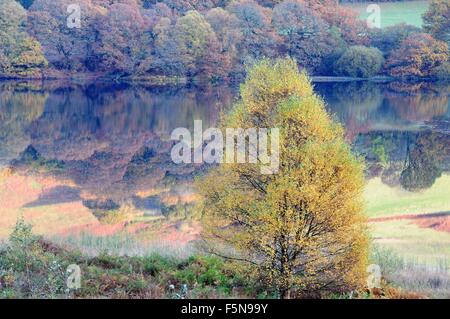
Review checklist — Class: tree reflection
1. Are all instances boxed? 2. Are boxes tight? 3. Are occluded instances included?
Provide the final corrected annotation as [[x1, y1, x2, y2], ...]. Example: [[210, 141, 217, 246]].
[[315, 81, 450, 141], [386, 82, 449, 122], [400, 132, 446, 191], [0, 81, 48, 165]]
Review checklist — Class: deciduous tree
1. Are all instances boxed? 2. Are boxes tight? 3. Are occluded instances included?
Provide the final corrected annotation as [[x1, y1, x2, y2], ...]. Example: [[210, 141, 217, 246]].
[[369, 23, 421, 57], [198, 58, 368, 298], [205, 7, 242, 74], [423, 0, 450, 46], [272, 0, 334, 72], [0, 0, 47, 76], [94, 0, 152, 74], [226, 0, 279, 62], [28, 0, 101, 71], [385, 33, 449, 78], [171, 10, 228, 80]]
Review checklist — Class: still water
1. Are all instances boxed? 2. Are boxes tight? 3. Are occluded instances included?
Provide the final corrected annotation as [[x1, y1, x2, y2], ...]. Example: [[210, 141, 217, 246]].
[[0, 80, 449, 242]]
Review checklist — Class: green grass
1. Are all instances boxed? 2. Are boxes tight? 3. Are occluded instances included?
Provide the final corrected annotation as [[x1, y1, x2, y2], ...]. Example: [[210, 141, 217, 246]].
[[364, 174, 450, 218], [346, 0, 429, 28], [365, 173, 450, 294]]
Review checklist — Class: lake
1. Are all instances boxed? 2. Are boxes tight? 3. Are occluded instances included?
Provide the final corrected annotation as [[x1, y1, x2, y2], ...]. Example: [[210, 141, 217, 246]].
[[0, 80, 449, 258]]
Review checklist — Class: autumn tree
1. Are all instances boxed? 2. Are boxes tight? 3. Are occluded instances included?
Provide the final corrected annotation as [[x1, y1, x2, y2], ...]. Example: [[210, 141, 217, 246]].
[[423, 0, 450, 46], [94, 0, 152, 74], [28, 0, 102, 71], [226, 0, 279, 62], [369, 23, 421, 57], [0, 0, 47, 76], [171, 10, 228, 80], [152, 17, 185, 75], [198, 58, 368, 298], [317, 1, 367, 45], [385, 33, 449, 78], [205, 7, 243, 74], [272, 0, 336, 73], [433, 61, 450, 80]]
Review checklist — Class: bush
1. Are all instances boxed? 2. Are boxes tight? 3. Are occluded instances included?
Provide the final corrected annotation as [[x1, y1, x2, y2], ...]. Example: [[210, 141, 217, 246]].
[[0, 218, 254, 299], [334, 46, 384, 78], [0, 218, 67, 298]]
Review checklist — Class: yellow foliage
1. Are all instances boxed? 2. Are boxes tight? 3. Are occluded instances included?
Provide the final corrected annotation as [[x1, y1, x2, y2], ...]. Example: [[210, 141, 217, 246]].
[[198, 58, 368, 298]]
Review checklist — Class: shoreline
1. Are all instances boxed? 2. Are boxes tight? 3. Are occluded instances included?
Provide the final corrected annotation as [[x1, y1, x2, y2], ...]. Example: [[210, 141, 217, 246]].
[[0, 74, 447, 86]]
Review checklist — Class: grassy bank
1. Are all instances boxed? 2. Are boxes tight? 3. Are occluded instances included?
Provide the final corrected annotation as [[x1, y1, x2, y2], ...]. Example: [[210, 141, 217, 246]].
[[365, 174, 450, 276], [0, 219, 257, 299]]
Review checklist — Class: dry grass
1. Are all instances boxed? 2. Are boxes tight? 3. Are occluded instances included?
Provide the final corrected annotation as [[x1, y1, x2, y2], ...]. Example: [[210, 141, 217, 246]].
[[371, 245, 450, 298], [50, 231, 197, 259]]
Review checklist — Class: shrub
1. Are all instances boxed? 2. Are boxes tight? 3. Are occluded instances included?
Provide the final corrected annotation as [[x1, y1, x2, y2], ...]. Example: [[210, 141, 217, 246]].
[[0, 218, 67, 298], [334, 46, 384, 78]]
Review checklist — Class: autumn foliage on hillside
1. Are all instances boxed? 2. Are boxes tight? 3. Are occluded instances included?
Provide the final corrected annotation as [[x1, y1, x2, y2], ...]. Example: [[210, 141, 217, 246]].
[[0, 0, 449, 81]]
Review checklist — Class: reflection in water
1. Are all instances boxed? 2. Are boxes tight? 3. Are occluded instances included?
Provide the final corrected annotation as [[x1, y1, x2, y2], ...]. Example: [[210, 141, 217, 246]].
[[0, 80, 449, 237], [0, 83, 48, 163], [315, 81, 449, 140], [400, 132, 449, 191], [1, 82, 233, 203], [357, 130, 450, 190]]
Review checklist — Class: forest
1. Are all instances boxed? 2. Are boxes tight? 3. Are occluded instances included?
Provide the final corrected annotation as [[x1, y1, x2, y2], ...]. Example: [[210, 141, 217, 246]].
[[0, 0, 449, 82]]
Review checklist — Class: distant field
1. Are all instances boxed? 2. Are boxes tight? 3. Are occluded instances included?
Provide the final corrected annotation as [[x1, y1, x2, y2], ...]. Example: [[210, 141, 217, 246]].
[[365, 174, 450, 218], [365, 174, 450, 267], [345, 0, 430, 28]]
